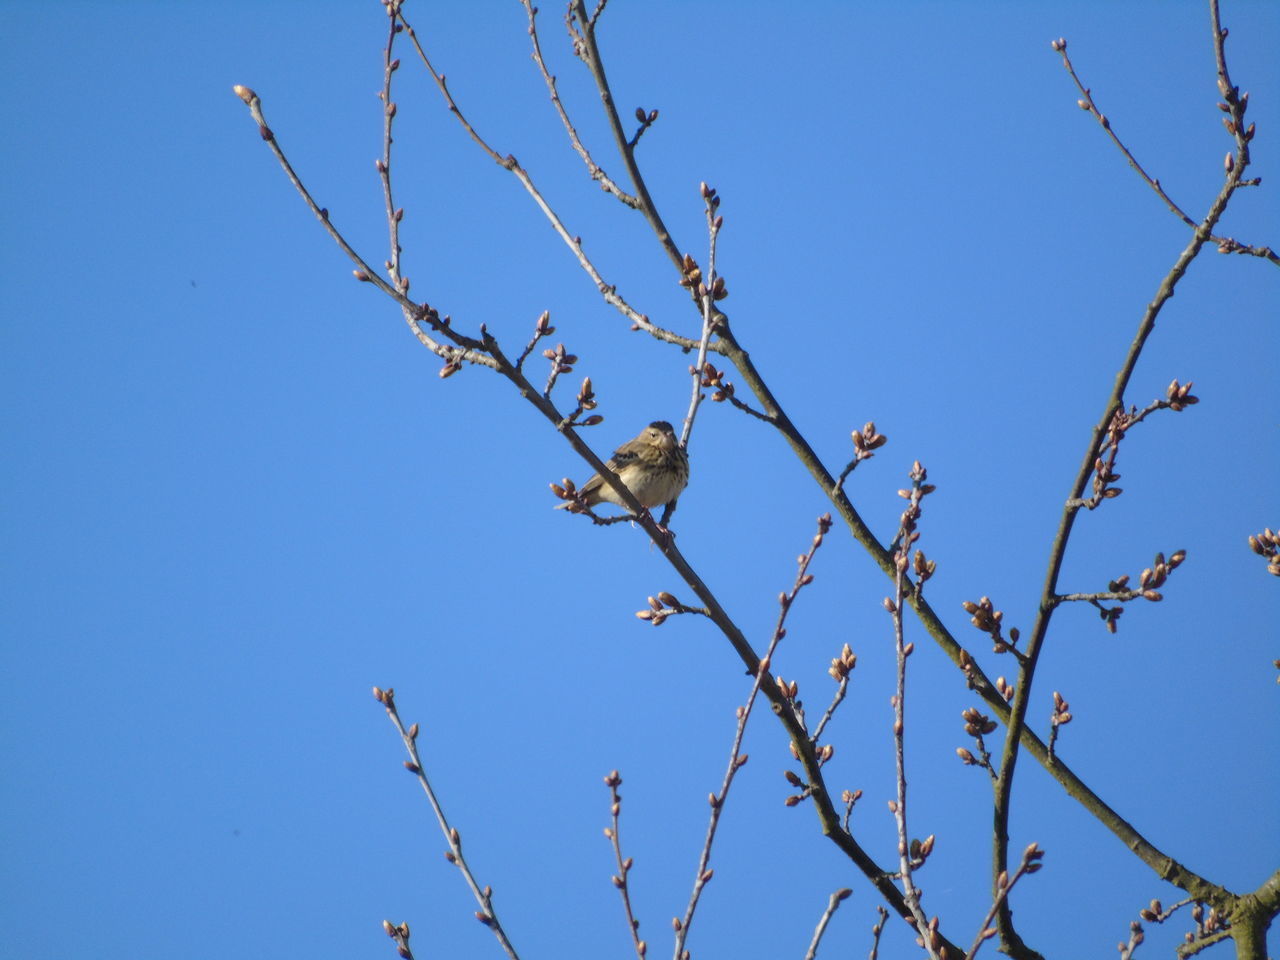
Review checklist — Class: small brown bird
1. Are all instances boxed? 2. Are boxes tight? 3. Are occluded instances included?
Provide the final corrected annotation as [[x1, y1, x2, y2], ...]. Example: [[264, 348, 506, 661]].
[[556, 421, 689, 513]]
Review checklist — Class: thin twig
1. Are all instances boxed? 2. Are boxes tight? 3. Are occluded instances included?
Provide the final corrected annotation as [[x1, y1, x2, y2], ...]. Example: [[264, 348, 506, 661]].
[[1046, 690, 1072, 763], [1117, 920, 1145, 960], [602, 772, 646, 960], [229, 85, 497, 371], [680, 186, 721, 449], [395, 5, 702, 351], [803, 889, 853, 960], [515, 310, 555, 371], [377, 4, 405, 286], [1053, 40, 1276, 266], [811, 672, 849, 746], [1097, 392, 1191, 453], [373, 687, 521, 960], [673, 514, 833, 960], [867, 906, 889, 960], [568, 0, 684, 273], [888, 463, 940, 959], [520, 0, 638, 206], [634, 589, 711, 627], [1144, 896, 1196, 923], [962, 844, 1044, 960], [969, 730, 1001, 784], [723, 390, 773, 422], [381, 918, 417, 960], [1177, 928, 1232, 959], [1055, 589, 1155, 605]]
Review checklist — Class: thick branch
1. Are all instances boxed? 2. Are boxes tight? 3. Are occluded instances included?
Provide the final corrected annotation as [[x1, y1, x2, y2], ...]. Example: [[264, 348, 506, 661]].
[[991, 5, 1257, 938]]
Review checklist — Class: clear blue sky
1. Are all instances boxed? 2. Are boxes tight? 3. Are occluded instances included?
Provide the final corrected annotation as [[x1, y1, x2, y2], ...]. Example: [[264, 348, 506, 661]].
[[2, 2, 1277, 958]]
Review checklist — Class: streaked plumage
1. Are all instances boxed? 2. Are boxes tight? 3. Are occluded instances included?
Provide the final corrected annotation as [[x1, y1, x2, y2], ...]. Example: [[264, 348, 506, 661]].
[[556, 421, 689, 512]]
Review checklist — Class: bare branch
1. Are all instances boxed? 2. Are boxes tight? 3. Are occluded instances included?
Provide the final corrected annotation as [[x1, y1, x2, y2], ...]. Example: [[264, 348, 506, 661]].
[[887, 462, 941, 958], [520, 0, 638, 206], [236, 3, 1279, 950], [802, 888, 853, 960], [867, 907, 889, 960], [393, 5, 701, 351], [377, 5, 405, 287], [812, 643, 857, 745], [567, 0, 684, 272], [680, 185, 723, 450], [989, 12, 1262, 937], [674, 514, 833, 959], [962, 844, 1045, 960], [515, 310, 556, 371], [229, 85, 497, 371], [601, 771, 646, 960], [1052, 38, 1276, 265], [373, 687, 521, 960]]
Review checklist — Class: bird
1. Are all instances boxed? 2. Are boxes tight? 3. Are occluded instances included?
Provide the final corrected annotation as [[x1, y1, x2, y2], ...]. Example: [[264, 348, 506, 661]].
[[556, 421, 689, 514]]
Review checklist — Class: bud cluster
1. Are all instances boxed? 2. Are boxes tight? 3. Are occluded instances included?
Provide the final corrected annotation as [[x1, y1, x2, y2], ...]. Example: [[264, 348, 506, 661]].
[[1165, 378, 1199, 412], [697, 274, 728, 303], [962, 707, 998, 738], [850, 421, 888, 462], [961, 597, 1021, 655], [1136, 549, 1184, 599], [634, 590, 693, 626], [891, 462, 936, 591], [835, 422, 889, 490], [629, 105, 659, 148], [699, 361, 738, 404], [1019, 842, 1045, 873], [1047, 689, 1073, 760], [909, 912, 945, 954], [699, 181, 727, 234], [382, 919, 413, 959], [549, 476, 583, 512], [782, 739, 835, 808], [562, 376, 604, 428], [1050, 690, 1072, 727], [1120, 920, 1146, 957], [775, 674, 800, 702], [828, 643, 858, 681], [677, 253, 702, 291], [1247, 527, 1280, 577], [1189, 901, 1226, 941], [1084, 385, 1201, 508], [1138, 898, 1167, 924], [1093, 548, 1187, 632], [543, 341, 577, 377], [782, 767, 809, 807], [907, 833, 937, 870], [1217, 87, 1257, 144], [439, 350, 463, 379]]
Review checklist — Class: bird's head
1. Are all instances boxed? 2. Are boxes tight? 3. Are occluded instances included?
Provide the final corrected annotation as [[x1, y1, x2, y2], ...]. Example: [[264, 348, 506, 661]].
[[645, 421, 678, 450]]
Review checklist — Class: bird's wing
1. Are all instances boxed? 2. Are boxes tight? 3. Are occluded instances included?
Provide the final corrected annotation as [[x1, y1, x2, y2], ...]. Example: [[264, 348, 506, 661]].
[[607, 438, 645, 468], [577, 439, 642, 498]]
